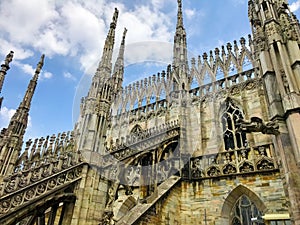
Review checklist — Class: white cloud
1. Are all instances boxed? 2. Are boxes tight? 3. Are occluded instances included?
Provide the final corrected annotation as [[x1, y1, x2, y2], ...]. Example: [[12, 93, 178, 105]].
[[63, 72, 77, 81], [0, 38, 34, 60], [10, 61, 52, 80], [0, 0, 176, 77], [231, 0, 246, 6], [12, 62, 35, 76], [0, 107, 16, 129], [0, 106, 32, 131], [290, 0, 300, 12], [22, 64, 35, 75], [43, 71, 53, 79], [122, 41, 173, 66], [185, 9, 196, 20], [0, 0, 58, 44]]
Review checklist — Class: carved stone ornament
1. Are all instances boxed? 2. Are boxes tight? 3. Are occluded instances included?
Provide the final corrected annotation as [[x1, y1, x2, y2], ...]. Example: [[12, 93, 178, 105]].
[[237, 117, 279, 135]]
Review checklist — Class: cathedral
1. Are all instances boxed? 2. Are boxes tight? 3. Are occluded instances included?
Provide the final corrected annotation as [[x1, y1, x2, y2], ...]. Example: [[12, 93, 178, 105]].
[[0, 0, 300, 224]]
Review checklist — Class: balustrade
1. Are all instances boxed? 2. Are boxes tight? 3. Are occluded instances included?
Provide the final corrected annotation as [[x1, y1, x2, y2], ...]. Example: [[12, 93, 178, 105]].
[[185, 143, 277, 180], [189, 68, 257, 98]]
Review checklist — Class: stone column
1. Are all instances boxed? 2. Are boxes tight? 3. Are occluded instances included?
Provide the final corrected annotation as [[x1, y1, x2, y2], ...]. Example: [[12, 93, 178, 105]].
[[274, 120, 300, 225]]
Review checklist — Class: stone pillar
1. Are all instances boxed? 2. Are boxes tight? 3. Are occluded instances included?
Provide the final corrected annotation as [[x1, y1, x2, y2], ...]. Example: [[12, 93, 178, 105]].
[[139, 159, 148, 203], [71, 165, 109, 225], [274, 120, 300, 225]]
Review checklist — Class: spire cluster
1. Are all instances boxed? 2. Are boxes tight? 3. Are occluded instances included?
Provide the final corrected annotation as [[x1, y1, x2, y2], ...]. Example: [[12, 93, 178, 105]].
[[75, 8, 128, 156]]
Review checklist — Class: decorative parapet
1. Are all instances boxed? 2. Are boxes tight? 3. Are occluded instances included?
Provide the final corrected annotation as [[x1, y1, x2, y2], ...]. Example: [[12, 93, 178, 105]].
[[111, 99, 168, 127], [112, 68, 173, 116], [111, 69, 258, 129], [0, 163, 84, 220], [111, 36, 255, 118], [189, 68, 258, 100], [14, 131, 82, 172], [0, 131, 85, 219], [103, 120, 180, 165], [183, 143, 278, 180], [190, 36, 255, 83]]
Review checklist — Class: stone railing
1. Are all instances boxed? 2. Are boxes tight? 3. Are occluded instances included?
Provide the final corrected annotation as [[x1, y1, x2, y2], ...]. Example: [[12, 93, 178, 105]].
[[0, 131, 86, 220], [111, 99, 169, 127], [103, 120, 180, 165], [189, 68, 257, 98], [0, 163, 84, 219], [182, 143, 277, 180]]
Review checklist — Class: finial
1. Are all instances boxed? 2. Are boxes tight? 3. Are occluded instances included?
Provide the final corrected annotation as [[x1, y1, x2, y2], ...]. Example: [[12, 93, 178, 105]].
[[121, 27, 127, 46], [35, 54, 45, 74], [3, 51, 14, 68], [123, 28, 127, 40], [177, 0, 183, 28], [112, 27, 127, 83], [0, 51, 14, 95], [95, 7, 119, 79], [18, 54, 45, 109], [178, 0, 182, 8], [110, 8, 119, 28], [30, 54, 44, 83]]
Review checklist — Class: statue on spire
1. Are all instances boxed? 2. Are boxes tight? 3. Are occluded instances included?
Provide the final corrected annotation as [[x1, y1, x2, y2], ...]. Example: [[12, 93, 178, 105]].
[[112, 8, 118, 25], [0, 51, 14, 108], [3, 51, 14, 68]]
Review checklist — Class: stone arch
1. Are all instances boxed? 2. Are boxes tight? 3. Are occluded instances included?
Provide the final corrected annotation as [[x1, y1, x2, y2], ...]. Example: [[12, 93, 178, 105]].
[[123, 149, 152, 168], [156, 140, 180, 182], [157, 140, 179, 162], [113, 195, 137, 221], [8, 192, 76, 225], [220, 185, 266, 222]]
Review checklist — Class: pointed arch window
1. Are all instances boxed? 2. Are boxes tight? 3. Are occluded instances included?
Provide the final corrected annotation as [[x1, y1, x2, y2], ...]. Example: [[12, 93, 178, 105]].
[[130, 124, 143, 138], [222, 99, 247, 150], [231, 195, 265, 225]]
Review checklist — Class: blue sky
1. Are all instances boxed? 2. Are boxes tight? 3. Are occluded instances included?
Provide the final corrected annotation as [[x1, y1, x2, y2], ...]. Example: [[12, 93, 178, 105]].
[[0, 0, 300, 141]]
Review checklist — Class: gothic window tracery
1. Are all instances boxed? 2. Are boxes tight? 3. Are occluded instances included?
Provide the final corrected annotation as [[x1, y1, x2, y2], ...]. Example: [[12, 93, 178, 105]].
[[222, 99, 247, 150], [231, 195, 264, 225], [130, 125, 143, 139]]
